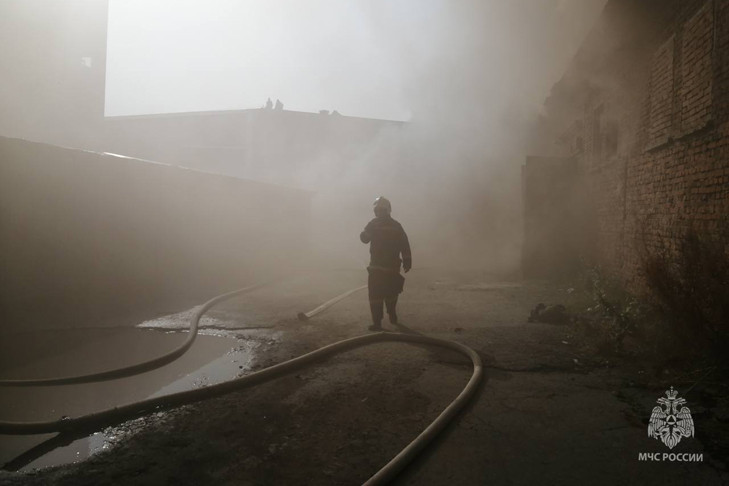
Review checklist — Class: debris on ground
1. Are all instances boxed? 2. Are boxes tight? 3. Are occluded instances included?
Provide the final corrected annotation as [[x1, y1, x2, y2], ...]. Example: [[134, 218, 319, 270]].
[[528, 303, 569, 325]]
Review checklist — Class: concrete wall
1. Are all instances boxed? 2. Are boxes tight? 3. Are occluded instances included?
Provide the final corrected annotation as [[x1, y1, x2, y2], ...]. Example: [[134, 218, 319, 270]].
[[0, 136, 311, 331], [529, 0, 729, 290]]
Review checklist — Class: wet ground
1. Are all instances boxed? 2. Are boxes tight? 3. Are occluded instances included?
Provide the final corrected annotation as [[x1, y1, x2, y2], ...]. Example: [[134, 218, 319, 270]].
[[0, 327, 255, 471], [0, 269, 727, 485]]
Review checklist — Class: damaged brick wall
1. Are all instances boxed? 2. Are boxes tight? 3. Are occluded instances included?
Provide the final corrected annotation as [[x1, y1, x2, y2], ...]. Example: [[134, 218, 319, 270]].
[[530, 0, 729, 291]]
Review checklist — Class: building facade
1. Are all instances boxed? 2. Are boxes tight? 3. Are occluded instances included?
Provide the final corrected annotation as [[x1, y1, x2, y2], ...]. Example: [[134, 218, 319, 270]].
[[525, 0, 729, 289]]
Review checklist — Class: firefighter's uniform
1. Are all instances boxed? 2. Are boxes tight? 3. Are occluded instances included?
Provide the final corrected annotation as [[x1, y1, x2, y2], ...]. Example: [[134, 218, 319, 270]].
[[360, 197, 411, 329]]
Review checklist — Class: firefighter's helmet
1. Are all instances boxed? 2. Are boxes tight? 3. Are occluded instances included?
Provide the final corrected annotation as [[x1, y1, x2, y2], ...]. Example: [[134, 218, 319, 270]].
[[373, 196, 391, 215]]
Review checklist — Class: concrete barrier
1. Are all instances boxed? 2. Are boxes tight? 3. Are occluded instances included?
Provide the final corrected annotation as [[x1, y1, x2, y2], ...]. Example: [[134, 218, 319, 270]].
[[0, 136, 311, 331]]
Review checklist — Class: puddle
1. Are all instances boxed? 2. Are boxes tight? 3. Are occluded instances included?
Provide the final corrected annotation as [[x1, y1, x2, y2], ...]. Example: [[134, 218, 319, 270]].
[[0, 325, 268, 471], [137, 306, 233, 330]]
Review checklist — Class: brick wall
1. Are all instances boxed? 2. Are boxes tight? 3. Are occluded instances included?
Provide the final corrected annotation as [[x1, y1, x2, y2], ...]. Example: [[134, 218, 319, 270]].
[[647, 37, 675, 149], [680, 2, 714, 135], [531, 0, 729, 292]]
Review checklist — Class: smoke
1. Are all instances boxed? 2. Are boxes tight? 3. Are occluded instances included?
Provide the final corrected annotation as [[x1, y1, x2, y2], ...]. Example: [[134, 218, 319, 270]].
[[103, 0, 608, 272], [295, 0, 608, 271], [1, 0, 608, 276], [105, 0, 606, 124]]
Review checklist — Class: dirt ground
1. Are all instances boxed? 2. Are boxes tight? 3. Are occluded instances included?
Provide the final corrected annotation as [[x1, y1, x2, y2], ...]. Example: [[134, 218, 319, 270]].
[[1, 269, 728, 485]]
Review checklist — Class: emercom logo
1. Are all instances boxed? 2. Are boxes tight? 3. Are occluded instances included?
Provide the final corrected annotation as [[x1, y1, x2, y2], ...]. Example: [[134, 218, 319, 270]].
[[637, 386, 703, 463], [648, 387, 694, 449], [638, 452, 703, 462]]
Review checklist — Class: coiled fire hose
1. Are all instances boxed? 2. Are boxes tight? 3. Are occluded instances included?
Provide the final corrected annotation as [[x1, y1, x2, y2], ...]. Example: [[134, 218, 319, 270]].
[[0, 282, 483, 485]]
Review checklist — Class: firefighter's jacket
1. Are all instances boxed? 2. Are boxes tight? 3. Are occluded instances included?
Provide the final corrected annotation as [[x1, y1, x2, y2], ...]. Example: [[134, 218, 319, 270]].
[[360, 215, 412, 272]]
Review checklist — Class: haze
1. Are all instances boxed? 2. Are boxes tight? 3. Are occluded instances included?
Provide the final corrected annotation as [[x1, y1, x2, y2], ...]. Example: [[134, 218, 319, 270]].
[[0, 0, 608, 329], [106, 0, 606, 121]]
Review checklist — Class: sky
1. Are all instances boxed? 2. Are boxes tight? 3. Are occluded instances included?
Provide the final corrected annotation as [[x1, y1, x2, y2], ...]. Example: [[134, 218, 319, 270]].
[[105, 0, 607, 121]]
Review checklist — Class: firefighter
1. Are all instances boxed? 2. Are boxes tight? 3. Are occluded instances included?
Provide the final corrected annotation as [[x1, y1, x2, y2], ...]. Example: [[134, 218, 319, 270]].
[[360, 196, 412, 331]]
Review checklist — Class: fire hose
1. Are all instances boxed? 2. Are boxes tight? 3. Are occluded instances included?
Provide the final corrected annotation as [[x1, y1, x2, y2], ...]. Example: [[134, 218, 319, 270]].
[[0, 282, 483, 485], [0, 282, 272, 387]]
